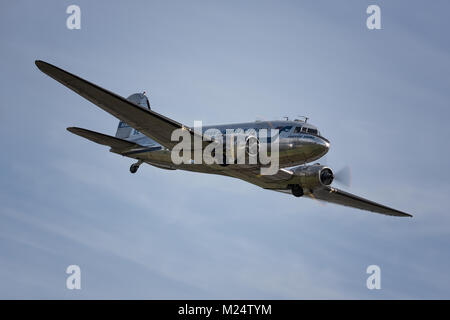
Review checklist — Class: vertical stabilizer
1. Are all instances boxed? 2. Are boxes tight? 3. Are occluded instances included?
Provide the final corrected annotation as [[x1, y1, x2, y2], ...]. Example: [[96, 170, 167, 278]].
[[115, 92, 151, 139]]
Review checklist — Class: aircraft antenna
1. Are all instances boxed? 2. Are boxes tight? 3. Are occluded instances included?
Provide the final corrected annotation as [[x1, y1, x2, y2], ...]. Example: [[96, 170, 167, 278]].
[[295, 115, 308, 123]]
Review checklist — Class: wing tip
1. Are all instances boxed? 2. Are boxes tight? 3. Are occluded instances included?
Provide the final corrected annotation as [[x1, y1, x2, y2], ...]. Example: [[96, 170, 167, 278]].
[[35, 60, 55, 75], [398, 213, 413, 218], [66, 127, 85, 136], [394, 209, 413, 218], [35, 59, 46, 70], [385, 209, 412, 218]]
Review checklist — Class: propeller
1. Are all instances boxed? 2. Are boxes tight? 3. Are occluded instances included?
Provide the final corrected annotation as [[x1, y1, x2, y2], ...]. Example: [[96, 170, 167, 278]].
[[308, 164, 352, 207], [334, 165, 352, 188], [316, 155, 352, 188]]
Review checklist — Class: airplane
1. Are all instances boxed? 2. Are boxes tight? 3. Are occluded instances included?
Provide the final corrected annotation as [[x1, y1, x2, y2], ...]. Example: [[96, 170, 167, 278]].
[[35, 60, 412, 218]]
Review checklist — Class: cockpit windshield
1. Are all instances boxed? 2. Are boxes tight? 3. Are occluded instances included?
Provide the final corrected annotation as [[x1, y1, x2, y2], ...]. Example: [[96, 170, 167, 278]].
[[294, 126, 302, 133], [275, 126, 292, 133], [293, 126, 319, 135]]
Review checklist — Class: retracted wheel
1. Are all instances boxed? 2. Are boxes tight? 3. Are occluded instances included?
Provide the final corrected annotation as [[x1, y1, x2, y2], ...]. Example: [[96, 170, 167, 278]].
[[291, 184, 304, 197]]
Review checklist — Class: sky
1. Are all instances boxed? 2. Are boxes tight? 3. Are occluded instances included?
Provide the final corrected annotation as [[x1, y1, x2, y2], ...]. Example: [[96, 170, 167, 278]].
[[0, 0, 449, 299]]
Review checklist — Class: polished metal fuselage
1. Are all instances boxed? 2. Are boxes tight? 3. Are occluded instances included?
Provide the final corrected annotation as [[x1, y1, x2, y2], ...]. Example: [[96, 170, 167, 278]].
[[122, 120, 330, 171]]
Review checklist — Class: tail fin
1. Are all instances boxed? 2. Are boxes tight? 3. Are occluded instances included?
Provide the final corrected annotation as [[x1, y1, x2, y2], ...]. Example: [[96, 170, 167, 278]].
[[115, 92, 151, 139], [115, 121, 133, 139]]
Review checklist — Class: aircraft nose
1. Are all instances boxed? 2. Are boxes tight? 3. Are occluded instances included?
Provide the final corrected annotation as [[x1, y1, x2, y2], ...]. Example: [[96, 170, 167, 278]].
[[316, 138, 330, 156], [323, 139, 330, 151]]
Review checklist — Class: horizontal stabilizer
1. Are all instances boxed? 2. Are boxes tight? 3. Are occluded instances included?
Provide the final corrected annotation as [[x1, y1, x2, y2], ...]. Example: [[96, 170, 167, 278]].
[[67, 127, 141, 151]]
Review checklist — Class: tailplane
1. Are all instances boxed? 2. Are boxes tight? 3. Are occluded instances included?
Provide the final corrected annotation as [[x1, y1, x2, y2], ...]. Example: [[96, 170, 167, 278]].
[[68, 127, 141, 151]]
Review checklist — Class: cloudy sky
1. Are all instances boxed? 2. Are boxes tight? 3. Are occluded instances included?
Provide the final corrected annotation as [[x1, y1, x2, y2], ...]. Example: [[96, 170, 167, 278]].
[[1, 0, 449, 299]]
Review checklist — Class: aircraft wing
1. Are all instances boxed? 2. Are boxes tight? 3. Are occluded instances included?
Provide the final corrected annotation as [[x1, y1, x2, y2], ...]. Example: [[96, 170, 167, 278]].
[[309, 186, 412, 217], [35, 60, 202, 149], [272, 184, 412, 217], [227, 167, 412, 217]]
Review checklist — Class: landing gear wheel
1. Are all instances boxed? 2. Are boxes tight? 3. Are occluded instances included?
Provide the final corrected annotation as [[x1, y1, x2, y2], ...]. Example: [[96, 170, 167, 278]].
[[291, 184, 304, 197], [130, 164, 139, 174], [130, 160, 142, 174]]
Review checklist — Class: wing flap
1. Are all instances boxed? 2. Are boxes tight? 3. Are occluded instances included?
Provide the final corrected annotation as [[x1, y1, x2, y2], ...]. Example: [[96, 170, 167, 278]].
[[36, 60, 196, 149]]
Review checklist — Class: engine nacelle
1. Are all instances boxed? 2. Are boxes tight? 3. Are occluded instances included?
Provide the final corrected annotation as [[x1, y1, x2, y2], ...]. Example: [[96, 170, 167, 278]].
[[291, 164, 334, 190]]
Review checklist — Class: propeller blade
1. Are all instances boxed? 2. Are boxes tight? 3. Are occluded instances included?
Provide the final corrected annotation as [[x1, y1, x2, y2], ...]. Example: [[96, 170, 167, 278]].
[[334, 165, 352, 187]]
